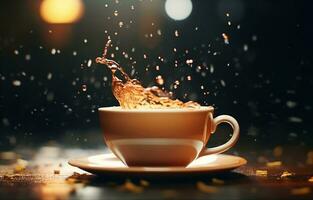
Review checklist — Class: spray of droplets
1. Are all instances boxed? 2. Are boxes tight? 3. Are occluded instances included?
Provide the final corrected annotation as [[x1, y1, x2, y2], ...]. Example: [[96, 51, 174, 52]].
[[95, 40, 200, 109]]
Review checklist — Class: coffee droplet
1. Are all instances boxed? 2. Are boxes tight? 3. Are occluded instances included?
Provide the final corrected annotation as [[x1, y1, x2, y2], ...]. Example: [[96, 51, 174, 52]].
[[155, 75, 164, 85]]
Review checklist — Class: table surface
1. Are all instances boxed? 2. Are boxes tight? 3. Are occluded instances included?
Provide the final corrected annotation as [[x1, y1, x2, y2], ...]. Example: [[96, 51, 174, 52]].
[[0, 145, 313, 200]]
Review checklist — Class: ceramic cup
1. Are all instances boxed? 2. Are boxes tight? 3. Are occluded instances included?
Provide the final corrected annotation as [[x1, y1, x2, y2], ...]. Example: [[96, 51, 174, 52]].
[[98, 106, 239, 167]]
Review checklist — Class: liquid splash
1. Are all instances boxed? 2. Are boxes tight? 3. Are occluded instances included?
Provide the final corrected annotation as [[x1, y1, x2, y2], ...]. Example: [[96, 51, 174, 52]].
[[95, 40, 200, 109]]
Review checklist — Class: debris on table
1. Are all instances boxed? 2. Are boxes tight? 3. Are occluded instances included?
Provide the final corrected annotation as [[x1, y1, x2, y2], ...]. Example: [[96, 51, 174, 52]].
[[119, 179, 144, 193], [196, 181, 218, 193], [40, 182, 77, 199], [66, 172, 92, 184], [255, 170, 268, 177], [266, 161, 282, 167], [54, 169, 60, 174], [290, 187, 311, 195], [281, 171, 293, 178], [212, 178, 225, 185], [140, 179, 150, 187], [13, 159, 28, 173]]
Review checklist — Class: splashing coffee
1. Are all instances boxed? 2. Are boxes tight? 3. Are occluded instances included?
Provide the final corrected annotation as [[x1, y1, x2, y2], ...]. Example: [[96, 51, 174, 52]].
[[95, 40, 200, 109]]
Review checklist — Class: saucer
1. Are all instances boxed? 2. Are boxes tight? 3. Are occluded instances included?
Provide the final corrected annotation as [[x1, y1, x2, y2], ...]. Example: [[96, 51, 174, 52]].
[[68, 153, 247, 176]]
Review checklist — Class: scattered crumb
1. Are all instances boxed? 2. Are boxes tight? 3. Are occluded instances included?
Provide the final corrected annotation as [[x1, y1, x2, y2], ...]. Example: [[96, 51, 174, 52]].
[[281, 171, 293, 178], [273, 146, 283, 157], [140, 179, 149, 187], [196, 181, 218, 193], [255, 170, 268, 176], [266, 161, 282, 167], [66, 178, 76, 184], [290, 187, 311, 195], [14, 159, 28, 173], [119, 180, 143, 193], [66, 172, 91, 184], [54, 169, 60, 174], [212, 178, 225, 185]]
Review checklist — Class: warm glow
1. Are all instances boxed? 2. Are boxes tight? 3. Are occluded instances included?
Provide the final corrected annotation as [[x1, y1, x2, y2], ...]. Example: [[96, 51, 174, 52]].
[[40, 0, 84, 24], [165, 0, 193, 21]]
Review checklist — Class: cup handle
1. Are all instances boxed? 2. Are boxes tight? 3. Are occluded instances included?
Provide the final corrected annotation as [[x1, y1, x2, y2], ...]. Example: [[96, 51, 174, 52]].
[[199, 115, 239, 156]]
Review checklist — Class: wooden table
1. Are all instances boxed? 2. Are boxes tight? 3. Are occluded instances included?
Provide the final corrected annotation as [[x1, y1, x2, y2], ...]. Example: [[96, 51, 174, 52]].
[[0, 145, 313, 200]]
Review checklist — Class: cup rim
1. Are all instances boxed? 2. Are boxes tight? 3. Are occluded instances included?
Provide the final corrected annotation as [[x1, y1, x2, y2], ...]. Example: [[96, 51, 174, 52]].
[[98, 106, 214, 113]]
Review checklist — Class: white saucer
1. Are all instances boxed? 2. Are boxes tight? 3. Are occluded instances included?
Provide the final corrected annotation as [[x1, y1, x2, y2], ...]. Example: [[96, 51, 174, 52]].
[[68, 153, 247, 176]]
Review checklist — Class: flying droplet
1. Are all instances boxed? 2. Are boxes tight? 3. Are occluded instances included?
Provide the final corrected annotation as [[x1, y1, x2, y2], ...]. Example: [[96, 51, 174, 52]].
[[175, 30, 179, 37], [47, 73, 52, 80], [186, 59, 193, 64], [157, 29, 162, 36], [87, 59, 92, 67], [82, 85, 87, 92], [220, 80, 226, 87], [210, 65, 214, 73], [222, 33, 229, 44], [51, 48, 56, 55], [155, 75, 164, 85], [12, 80, 21, 86], [25, 54, 31, 60]]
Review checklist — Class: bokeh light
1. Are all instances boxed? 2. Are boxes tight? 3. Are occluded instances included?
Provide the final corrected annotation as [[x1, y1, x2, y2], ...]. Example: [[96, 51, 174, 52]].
[[40, 0, 84, 24], [165, 0, 193, 21]]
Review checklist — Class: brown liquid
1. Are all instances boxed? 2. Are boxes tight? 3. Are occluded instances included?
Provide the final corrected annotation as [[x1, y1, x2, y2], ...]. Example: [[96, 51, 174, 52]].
[[95, 40, 200, 109]]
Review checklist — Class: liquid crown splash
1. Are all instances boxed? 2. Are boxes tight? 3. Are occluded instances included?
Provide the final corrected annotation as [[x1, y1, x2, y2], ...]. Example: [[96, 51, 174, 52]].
[[96, 40, 200, 109]]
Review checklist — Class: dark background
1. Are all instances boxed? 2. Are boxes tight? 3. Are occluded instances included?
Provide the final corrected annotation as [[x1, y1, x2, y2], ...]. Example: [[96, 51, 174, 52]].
[[0, 0, 312, 150]]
